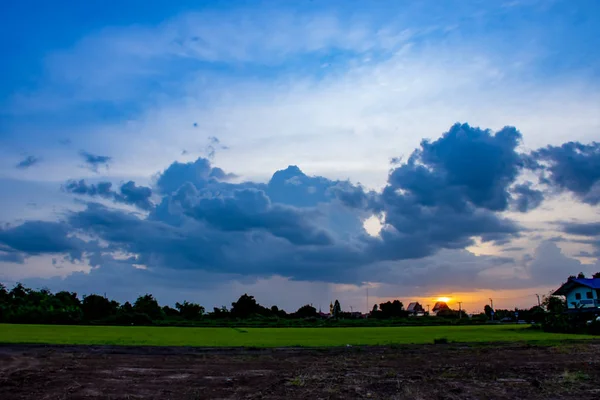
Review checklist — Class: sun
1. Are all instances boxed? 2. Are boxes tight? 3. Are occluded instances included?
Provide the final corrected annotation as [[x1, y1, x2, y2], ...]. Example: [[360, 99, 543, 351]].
[[436, 297, 451, 303]]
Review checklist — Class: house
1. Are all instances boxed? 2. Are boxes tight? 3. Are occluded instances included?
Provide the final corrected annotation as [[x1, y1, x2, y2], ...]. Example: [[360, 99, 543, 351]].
[[553, 276, 600, 310], [431, 301, 450, 316], [406, 302, 425, 316]]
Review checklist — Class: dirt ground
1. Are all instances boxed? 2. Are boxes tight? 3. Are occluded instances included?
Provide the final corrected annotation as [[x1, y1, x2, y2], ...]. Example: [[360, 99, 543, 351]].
[[1, 342, 599, 399]]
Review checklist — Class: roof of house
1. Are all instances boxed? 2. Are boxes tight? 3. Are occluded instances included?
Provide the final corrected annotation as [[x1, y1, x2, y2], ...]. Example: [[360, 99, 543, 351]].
[[432, 301, 449, 312], [407, 302, 423, 312], [553, 278, 600, 296]]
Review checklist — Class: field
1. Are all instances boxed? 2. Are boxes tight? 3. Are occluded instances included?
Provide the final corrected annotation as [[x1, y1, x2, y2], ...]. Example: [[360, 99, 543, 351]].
[[1, 325, 598, 399], [1, 342, 600, 399], [0, 323, 595, 347]]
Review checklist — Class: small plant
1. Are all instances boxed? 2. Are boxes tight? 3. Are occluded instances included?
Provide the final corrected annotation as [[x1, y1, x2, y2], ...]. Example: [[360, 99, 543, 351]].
[[562, 370, 589, 383], [434, 337, 449, 344], [289, 376, 305, 387]]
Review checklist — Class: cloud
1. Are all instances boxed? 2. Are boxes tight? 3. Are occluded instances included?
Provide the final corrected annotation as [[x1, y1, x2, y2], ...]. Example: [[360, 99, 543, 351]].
[[156, 157, 240, 194], [4, 123, 600, 292], [527, 241, 598, 284], [363, 123, 524, 261], [117, 181, 153, 210], [0, 250, 25, 264], [79, 151, 112, 172], [560, 221, 600, 256], [15, 156, 40, 169], [186, 188, 333, 246], [64, 180, 114, 197], [408, 123, 524, 211], [0, 221, 84, 261], [64, 179, 153, 210], [512, 182, 544, 212], [206, 136, 229, 159], [533, 141, 600, 205], [561, 221, 600, 237]]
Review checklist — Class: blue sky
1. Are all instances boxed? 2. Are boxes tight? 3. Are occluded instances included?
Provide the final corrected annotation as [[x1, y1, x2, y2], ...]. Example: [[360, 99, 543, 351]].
[[1, 0, 599, 312]]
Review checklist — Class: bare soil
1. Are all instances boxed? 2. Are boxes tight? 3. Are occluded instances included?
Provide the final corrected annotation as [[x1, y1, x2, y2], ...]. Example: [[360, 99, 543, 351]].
[[1, 342, 599, 399]]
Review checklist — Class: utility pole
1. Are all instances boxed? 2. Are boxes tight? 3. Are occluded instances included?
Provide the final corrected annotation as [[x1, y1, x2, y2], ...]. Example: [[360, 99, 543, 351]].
[[366, 288, 369, 314], [489, 298, 494, 321], [427, 304, 430, 314], [350, 306, 353, 313], [535, 294, 541, 307], [458, 302, 463, 319]]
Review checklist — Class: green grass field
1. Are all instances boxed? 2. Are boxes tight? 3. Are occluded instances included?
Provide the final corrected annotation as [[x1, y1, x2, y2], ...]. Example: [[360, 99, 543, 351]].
[[0, 324, 595, 347]]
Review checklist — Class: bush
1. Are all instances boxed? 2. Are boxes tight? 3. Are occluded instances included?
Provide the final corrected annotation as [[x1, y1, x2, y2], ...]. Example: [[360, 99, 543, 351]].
[[588, 319, 600, 335], [542, 312, 600, 335], [100, 312, 153, 326]]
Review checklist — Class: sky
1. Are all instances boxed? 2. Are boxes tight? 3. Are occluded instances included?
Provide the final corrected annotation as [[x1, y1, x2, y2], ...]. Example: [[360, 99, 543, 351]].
[[1, 0, 600, 314]]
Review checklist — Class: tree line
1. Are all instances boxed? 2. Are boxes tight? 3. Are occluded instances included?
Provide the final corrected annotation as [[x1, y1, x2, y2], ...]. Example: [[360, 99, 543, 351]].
[[0, 281, 573, 327]]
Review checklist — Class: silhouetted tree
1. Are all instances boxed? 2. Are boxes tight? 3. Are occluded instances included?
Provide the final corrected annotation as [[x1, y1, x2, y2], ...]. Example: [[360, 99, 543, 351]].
[[0, 283, 8, 302], [378, 300, 407, 318], [332, 300, 341, 318], [294, 304, 317, 318], [211, 306, 230, 318], [484, 305, 493, 319], [175, 301, 204, 319], [543, 295, 566, 313], [134, 294, 164, 320], [82, 294, 119, 321], [528, 305, 545, 323], [231, 294, 269, 318], [54, 291, 80, 308], [121, 301, 133, 312]]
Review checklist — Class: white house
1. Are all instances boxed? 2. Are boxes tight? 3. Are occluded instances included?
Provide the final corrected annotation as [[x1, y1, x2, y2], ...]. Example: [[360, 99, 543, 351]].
[[553, 276, 600, 310]]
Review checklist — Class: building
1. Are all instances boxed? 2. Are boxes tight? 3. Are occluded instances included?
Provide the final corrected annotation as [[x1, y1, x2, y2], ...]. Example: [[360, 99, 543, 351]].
[[553, 276, 600, 310], [406, 302, 425, 316], [431, 301, 450, 316]]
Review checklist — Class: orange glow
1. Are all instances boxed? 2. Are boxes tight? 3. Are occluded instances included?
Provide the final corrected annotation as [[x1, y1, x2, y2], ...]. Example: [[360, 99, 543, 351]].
[[436, 297, 451, 303]]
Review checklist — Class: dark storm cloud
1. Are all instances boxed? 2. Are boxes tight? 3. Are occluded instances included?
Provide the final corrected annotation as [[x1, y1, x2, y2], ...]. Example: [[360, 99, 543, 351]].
[[6, 123, 600, 286], [329, 182, 382, 211], [156, 157, 236, 193], [0, 250, 25, 263], [16, 155, 40, 169], [512, 182, 544, 212], [533, 141, 600, 204], [64, 180, 153, 210], [186, 188, 333, 245], [558, 221, 600, 257], [0, 221, 85, 262], [267, 165, 340, 207], [79, 151, 112, 172], [115, 181, 153, 210], [364, 123, 525, 261], [561, 221, 600, 237], [64, 180, 114, 197], [416, 123, 523, 211]]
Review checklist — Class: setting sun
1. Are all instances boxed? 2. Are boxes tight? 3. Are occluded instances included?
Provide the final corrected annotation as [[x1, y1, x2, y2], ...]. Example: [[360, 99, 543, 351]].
[[436, 297, 451, 303]]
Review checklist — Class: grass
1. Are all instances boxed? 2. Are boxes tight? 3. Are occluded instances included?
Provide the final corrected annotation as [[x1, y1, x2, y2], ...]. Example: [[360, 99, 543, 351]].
[[0, 324, 594, 347]]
